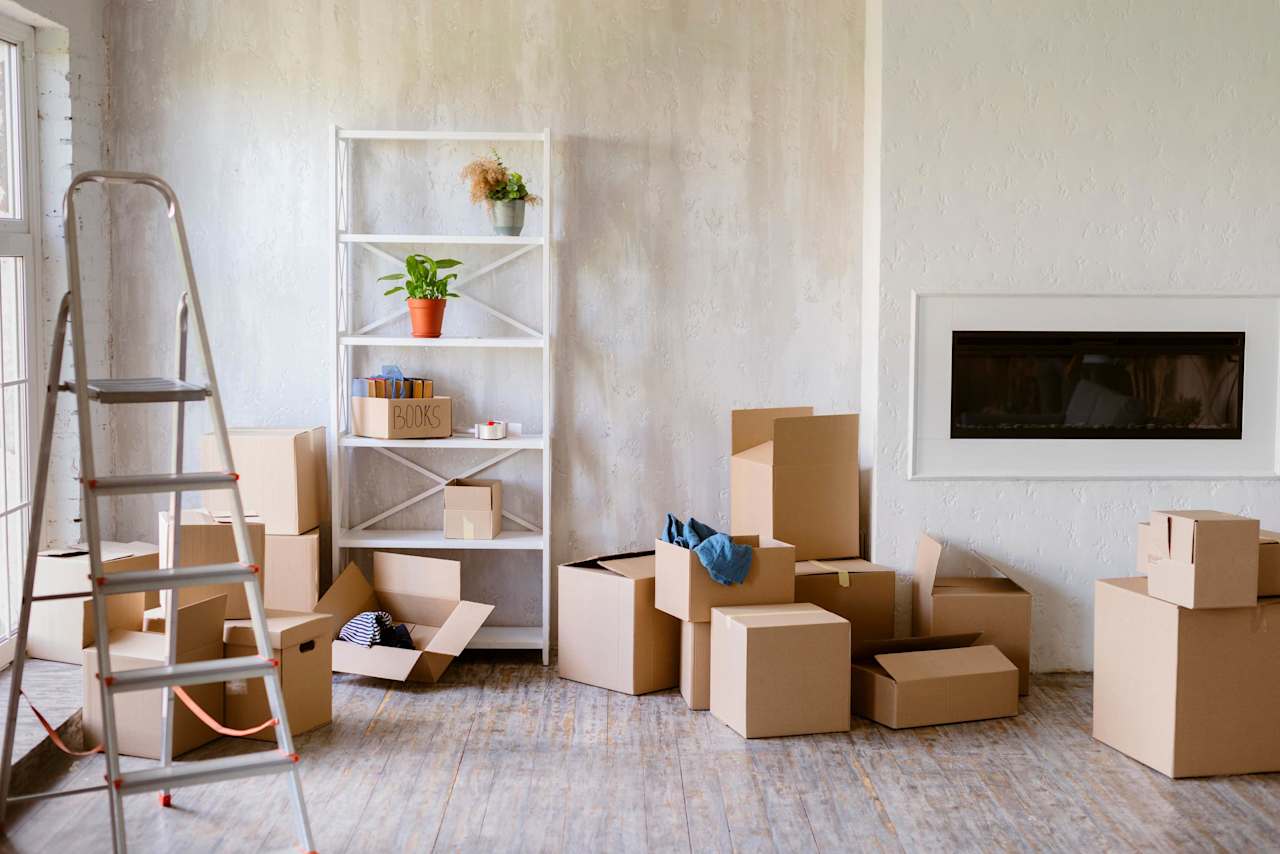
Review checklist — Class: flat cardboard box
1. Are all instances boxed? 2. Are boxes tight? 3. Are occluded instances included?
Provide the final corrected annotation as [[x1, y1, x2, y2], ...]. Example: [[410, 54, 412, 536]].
[[795, 559, 895, 641], [679, 620, 710, 710], [315, 553, 493, 683], [265, 528, 321, 612], [912, 533, 1032, 695], [443, 478, 502, 540], [1145, 510, 1260, 609], [850, 633, 1019, 729], [159, 509, 266, 619], [28, 542, 157, 664], [83, 595, 227, 760], [223, 609, 333, 741], [351, 395, 452, 440], [730, 407, 860, 561], [1093, 577, 1280, 778], [557, 551, 680, 695], [201, 426, 325, 535], [654, 535, 796, 623], [710, 603, 850, 738], [1140, 521, 1280, 597]]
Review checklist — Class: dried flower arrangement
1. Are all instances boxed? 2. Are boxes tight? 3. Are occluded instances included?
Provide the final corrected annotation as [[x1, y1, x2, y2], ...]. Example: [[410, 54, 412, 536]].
[[460, 149, 541, 208]]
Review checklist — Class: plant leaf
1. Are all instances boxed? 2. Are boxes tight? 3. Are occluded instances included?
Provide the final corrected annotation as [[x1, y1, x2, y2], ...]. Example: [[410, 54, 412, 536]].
[[383, 285, 405, 296], [377, 273, 406, 282], [435, 258, 463, 269]]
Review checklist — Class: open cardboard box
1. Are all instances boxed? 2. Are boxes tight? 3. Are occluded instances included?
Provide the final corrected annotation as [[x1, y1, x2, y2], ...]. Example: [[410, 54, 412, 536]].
[[201, 426, 326, 535], [654, 534, 795, 623], [1145, 510, 1259, 609], [352, 395, 452, 440], [557, 550, 680, 695], [1094, 576, 1280, 777], [912, 533, 1032, 694], [730, 406, 860, 562], [1138, 519, 1280, 597], [851, 633, 1019, 729], [315, 552, 493, 683]]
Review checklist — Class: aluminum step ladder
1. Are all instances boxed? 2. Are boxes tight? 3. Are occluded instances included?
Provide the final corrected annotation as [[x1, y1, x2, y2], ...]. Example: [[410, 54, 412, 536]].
[[0, 171, 316, 853]]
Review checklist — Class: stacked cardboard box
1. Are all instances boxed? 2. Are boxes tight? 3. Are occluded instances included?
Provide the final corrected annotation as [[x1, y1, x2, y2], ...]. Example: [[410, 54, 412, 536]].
[[1096, 510, 1280, 777]]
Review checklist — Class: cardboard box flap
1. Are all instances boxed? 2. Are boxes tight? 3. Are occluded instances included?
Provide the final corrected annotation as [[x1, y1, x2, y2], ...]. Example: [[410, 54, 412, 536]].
[[1262, 530, 1280, 545], [597, 554, 657, 581], [373, 551, 461, 601], [731, 406, 814, 454], [875, 644, 1016, 683], [331, 639, 422, 681], [914, 534, 943, 594], [315, 563, 380, 638], [851, 632, 982, 662], [772, 414, 859, 467], [40, 541, 151, 562], [173, 594, 228, 654], [424, 601, 494, 656], [933, 577, 1027, 595], [224, 610, 332, 649], [444, 479, 499, 511]]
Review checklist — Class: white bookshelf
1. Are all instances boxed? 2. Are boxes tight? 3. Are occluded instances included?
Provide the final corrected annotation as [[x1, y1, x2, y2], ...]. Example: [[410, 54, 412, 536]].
[[328, 126, 553, 665]]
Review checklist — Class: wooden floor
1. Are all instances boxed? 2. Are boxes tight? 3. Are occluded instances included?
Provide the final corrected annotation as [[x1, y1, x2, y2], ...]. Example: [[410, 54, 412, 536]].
[[3, 653, 1279, 853]]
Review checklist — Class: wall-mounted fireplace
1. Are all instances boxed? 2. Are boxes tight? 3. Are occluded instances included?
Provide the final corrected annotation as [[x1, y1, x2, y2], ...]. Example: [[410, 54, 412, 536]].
[[950, 331, 1245, 440]]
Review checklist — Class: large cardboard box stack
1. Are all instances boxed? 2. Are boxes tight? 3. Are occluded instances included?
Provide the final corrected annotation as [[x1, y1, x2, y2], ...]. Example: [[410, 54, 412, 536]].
[[83, 595, 227, 759], [200, 426, 328, 610], [656, 535, 796, 711], [729, 407, 860, 562], [912, 534, 1032, 695], [28, 542, 158, 664], [557, 551, 680, 695], [315, 553, 493, 683], [1143, 510, 1260, 608], [709, 603, 850, 738], [223, 610, 332, 741], [1093, 576, 1280, 777], [850, 633, 1019, 729], [795, 559, 895, 642]]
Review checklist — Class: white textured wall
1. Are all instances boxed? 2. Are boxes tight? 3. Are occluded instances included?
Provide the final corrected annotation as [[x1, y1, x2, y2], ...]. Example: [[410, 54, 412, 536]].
[[873, 1, 1280, 670], [103, 1, 863, 624]]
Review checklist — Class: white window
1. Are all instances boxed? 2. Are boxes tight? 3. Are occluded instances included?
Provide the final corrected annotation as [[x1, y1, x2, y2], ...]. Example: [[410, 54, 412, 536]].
[[0, 14, 40, 659]]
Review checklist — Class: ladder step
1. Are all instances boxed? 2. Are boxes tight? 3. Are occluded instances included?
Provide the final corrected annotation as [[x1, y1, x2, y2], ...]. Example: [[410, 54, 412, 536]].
[[65, 377, 211, 404], [86, 471, 237, 496], [97, 562, 259, 595], [106, 656, 277, 694], [114, 751, 299, 796], [7, 782, 111, 805]]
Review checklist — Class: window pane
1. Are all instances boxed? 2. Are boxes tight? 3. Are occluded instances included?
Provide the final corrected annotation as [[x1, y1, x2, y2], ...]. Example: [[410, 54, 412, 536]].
[[0, 39, 20, 220], [5, 508, 23, 634], [1, 256, 23, 382]]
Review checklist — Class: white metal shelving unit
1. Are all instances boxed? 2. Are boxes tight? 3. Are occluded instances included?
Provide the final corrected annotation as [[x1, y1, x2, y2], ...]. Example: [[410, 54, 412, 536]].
[[328, 126, 553, 663]]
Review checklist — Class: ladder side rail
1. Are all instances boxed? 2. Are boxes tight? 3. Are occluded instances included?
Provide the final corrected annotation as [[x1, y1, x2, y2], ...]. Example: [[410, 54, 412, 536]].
[[0, 295, 70, 824], [63, 178, 128, 852]]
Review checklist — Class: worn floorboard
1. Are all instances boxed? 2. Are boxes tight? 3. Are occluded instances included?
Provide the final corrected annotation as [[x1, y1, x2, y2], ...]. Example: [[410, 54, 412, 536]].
[[1, 659, 1278, 853]]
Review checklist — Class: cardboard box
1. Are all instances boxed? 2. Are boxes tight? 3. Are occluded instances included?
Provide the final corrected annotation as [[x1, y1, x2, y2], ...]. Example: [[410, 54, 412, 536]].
[[265, 529, 321, 612], [850, 633, 1019, 729], [201, 427, 325, 535], [654, 535, 796, 623], [83, 595, 227, 760], [794, 559, 895, 641], [351, 396, 452, 440], [315, 553, 493, 682], [710, 603, 850, 738], [1093, 577, 1280, 778], [729, 407, 859, 561], [223, 609, 332, 741], [28, 542, 157, 664], [1141, 521, 1280, 598], [679, 620, 710, 710], [912, 534, 1032, 695], [557, 551, 680, 695], [443, 478, 502, 540], [159, 509, 267, 620], [1145, 510, 1260, 609]]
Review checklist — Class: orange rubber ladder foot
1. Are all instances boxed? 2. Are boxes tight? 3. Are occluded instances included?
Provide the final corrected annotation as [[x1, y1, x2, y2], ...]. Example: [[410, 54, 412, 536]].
[[159, 793, 172, 807]]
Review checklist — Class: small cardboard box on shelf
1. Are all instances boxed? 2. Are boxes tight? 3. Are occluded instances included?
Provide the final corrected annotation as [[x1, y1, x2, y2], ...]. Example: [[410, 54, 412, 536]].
[[557, 551, 680, 695], [443, 479, 502, 540], [351, 395, 452, 440]]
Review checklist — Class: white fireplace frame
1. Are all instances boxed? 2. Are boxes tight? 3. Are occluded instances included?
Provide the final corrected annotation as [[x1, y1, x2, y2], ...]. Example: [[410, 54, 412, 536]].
[[908, 291, 1280, 480]]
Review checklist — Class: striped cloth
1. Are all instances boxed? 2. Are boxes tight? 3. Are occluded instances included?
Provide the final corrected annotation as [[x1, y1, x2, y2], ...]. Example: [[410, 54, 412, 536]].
[[338, 610, 396, 647]]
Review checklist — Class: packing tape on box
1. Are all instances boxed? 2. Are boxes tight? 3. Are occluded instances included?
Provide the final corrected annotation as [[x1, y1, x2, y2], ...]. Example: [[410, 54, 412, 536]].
[[476, 420, 507, 440], [808, 560, 850, 587]]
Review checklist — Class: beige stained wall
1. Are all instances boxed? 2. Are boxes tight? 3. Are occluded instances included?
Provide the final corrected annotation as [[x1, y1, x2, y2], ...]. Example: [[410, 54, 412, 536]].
[[102, 0, 863, 626]]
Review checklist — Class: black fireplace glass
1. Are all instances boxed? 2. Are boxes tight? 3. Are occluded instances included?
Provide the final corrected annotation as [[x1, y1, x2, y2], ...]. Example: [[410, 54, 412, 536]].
[[950, 331, 1244, 439]]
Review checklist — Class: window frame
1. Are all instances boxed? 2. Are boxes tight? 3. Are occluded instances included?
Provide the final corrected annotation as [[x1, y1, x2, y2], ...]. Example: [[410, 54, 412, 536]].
[[0, 12, 42, 668]]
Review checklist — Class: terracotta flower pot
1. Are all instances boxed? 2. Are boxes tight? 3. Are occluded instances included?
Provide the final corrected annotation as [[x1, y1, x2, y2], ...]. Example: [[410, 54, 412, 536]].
[[407, 298, 446, 338]]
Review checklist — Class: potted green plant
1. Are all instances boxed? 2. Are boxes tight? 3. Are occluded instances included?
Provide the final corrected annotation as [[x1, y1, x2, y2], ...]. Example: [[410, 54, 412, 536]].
[[378, 253, 463, 338], [460, 149, 541, 236]]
